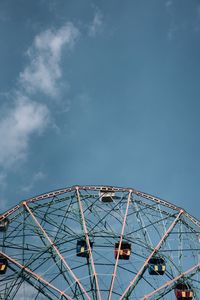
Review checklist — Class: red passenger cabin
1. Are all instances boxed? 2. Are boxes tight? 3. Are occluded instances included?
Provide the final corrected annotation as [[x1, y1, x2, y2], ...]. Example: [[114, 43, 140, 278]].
[[174, 282, 193, 300], [114, 241, 131, 260]]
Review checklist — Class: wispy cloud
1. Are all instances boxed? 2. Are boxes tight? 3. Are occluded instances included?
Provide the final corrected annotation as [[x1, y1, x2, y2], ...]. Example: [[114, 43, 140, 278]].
[[167, 22, 179, 41], [0, 22, 79, 171], [20, 23, 79, 97], [21, 171, 46, 192], [0, 95, 49, 169], [0, 172, 6, 187], [165, 0, 176, 40], [0, 198, 7, 211], [165, 0, 173, 8], [88, 10, 103, 37], [166, 1, 200, 40]]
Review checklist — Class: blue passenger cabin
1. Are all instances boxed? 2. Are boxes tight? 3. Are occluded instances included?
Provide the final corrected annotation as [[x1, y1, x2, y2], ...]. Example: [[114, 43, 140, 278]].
[[76, 239, 93, 258], [148, 256, 166, 275], [0, 256, 8, 275]]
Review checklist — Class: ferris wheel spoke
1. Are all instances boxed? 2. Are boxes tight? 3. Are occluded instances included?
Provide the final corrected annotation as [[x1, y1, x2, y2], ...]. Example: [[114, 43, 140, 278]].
[[0, 251, 73, 300], [141, 262, 200, 299], [23, 201, 92, 300], [119, 209, 183, 299], [132, 201, 168, 293], [1, 185, 200, 299], [34, 228, 80, 298], [107, 191, 132, 300], [76, 187, 102, 300]]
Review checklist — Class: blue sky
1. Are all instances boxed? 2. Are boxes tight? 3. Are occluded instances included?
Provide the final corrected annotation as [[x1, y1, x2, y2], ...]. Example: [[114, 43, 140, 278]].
[[0, 0, 200, 219]]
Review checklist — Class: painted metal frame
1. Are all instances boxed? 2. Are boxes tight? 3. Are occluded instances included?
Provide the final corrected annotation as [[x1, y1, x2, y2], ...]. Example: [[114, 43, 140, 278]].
[[0, 185, 199, 299]]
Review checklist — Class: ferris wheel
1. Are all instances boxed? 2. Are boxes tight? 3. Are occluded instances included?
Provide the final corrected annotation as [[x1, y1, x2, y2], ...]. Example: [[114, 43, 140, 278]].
[[0, 185, 199, 299]]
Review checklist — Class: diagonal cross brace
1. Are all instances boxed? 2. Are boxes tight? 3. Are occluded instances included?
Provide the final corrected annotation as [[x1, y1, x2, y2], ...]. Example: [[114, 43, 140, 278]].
[[119, 209, 184, 299], [76, 187, 102, 300], [23, 201, 92, 300], [108, 191, 132, 300], [142, 262, 200, 299], [0, 250, 73, 300]]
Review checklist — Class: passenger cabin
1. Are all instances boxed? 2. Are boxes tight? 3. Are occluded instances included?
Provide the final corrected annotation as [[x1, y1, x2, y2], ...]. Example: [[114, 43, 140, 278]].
[[174, 282, 193, 300], [114, 241, 131, 260], [0, 218, 9, 232], [0, 257, 8, 275], [100, 190, 115, 203], [76, 240, 93, 258], [148, 257, 166, 275]]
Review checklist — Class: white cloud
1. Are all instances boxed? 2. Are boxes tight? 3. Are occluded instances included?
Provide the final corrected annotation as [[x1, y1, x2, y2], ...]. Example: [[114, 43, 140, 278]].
[[0, 22, 79, 172], [0, 96, 49, 168], [88, 10, 103, 37], [20, 23, 79, 97]]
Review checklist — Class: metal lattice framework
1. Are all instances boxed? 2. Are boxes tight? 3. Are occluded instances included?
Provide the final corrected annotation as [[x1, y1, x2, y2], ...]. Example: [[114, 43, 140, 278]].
[[0, 185, 200, 299]]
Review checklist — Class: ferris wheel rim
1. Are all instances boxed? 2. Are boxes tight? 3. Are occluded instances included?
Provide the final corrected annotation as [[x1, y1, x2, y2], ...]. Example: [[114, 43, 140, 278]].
[[1, 184, 199, 229], [0, 185, 199, 299]]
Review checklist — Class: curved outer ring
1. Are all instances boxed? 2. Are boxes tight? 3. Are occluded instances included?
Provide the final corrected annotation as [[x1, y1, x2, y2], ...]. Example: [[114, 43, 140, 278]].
[[0, 185, 199, 229]]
